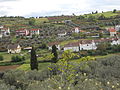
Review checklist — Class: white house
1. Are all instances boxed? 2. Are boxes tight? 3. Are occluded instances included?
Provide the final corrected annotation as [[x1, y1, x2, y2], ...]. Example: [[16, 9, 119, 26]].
[[64, 40, 97, 52], [115, 25, 120, 31], [64, 42, 80, 52], [72, 27, 80, 33], [58, 32, 67, 37], [7, 44, 21, 54], [108, 28, 117, 37], [0, 27, 10, 37], [0, 34, 2, 38], [79, 40, 97, 50], [111, 38, 120, 45], [30, 29, 40, 35], [48, 42, 61, 50], [16, 28, 29, 36]]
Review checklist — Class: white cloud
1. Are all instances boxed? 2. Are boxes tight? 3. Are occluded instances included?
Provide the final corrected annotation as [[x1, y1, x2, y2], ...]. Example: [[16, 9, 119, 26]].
[[0, 0, 120, 17]]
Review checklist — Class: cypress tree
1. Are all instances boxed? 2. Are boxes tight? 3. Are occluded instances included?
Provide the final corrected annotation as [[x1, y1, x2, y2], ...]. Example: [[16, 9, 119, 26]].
[[52, 45, 58, 63], [30, 47, 38, 70]]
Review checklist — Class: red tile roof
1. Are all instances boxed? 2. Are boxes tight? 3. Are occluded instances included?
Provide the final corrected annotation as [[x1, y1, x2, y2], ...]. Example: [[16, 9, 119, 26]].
[[16, 28, 27, 31], [64, 42, 79, 47], [30, 29, 40, 31], [109, 28, 116, 32], [48, 42, 60, 46], [64, 40, 93, 47]]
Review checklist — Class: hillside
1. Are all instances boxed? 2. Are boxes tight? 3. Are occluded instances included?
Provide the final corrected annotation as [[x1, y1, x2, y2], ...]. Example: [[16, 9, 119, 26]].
[[0, 10, 120, 30], [0, 55, 120, 89]]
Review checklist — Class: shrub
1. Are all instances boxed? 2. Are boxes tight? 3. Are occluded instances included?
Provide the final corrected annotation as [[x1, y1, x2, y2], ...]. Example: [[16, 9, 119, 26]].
[[11, 56, 25, 62], [0, 55, 4, 61]]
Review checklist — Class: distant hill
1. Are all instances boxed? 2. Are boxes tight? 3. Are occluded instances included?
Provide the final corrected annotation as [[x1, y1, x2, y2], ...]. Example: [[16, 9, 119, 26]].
[[1, 10, 120, 30], [83, 11, 120, 18]]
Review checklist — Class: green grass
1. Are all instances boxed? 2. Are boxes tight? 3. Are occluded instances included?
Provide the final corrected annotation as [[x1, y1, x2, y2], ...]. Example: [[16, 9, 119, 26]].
[[92, 11, 118, 17], [17, 62, 51, 71], [83, 11, 120, 19], [0, 61, 24, 66], [0, 51, 29, 62], [0, 52, 15, 62], [35, 18, 49, 25], [94, 53, 120, 59], [70, 53, 120, 63], [38, 62, 51, 71], [17, 64, 30, 71]]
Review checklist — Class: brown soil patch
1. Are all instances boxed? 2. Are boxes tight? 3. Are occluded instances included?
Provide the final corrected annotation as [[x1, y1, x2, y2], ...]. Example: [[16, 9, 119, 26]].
[[0, 65, 20, 71]]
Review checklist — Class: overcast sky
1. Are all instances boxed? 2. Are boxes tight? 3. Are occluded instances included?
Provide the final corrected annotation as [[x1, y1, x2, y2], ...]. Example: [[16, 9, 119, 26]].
[[0, 0, 120, 17]]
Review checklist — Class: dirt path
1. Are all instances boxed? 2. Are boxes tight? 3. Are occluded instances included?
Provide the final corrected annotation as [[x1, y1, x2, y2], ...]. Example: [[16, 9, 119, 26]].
[[0, 65, 20, 71]]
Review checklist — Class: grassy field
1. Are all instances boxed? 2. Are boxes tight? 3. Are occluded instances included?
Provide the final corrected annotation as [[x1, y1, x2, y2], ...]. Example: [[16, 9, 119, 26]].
[[17, 62, 51, 71], [85, 11, 119, 18], [92, 11, 118, 17], [35, 18, 49, 25], [0, 52, 15, 62]]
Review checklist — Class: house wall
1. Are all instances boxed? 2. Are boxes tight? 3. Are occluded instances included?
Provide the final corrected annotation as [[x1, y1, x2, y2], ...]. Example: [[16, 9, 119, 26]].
[[8, 45, 21, 54], [115, 25, 120, 31], [0, 34, 2, 38], [64, 46, 79, 52], [110, 32, 116, 37], [16, 29, 29, 36], [31, 30, 40, 35], [8, 48, 21, 53], [58, 32, 67, 37], [48, 45, 60, 50], [75, 28, 80, 33], [63, 41, 97, 52], [80, 43, 97, 50], [111, 39, 120, 45], [1, 28, 10, 36]]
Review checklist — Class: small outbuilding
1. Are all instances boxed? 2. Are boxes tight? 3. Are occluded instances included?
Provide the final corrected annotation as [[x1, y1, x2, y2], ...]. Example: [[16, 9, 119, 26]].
[[7, 44, 21, 54]]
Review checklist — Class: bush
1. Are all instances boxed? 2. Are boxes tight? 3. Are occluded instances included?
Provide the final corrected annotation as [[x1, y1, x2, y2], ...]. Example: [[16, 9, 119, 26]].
[[0, 55, 4, 61], [11, 56, 25, 62]]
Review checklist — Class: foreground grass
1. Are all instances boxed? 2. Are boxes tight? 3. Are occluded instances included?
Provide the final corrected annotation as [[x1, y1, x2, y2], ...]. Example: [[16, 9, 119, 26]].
[[0, 52, 18, 62], [17, 62, 51, 71]]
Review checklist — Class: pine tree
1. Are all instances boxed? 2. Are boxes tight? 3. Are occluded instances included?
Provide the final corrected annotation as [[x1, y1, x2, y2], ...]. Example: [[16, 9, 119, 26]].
[[30, 47, 38, 70], [52, 45, 58, 63]]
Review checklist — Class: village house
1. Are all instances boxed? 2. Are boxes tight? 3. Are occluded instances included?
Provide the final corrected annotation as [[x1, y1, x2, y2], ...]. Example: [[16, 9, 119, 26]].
[[63, 38, 120, 52], [80, 30, 86, 33], [7, 44, 21, 54], [115, 25, 120, 31], [72, 27, 80, 33], [16, 28, 29, 36], [108, 28, 117, 37], [0, 26, 4, 28], [58, 32, 67, 37], [48, 42, 61, 50], [0, 26, 10, 37], [111, 38, 120, 45], [64, 40, 97, 52], [24, 47, 32, 53], [0, 34, 2, 38], [79, 40, 97, 50], [30, 29, 40, 35], [64, 42, 80, 52]]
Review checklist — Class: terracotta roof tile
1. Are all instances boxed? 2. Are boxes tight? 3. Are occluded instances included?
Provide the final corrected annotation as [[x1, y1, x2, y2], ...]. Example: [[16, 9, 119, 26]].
[[109, 28, 116, 32]]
